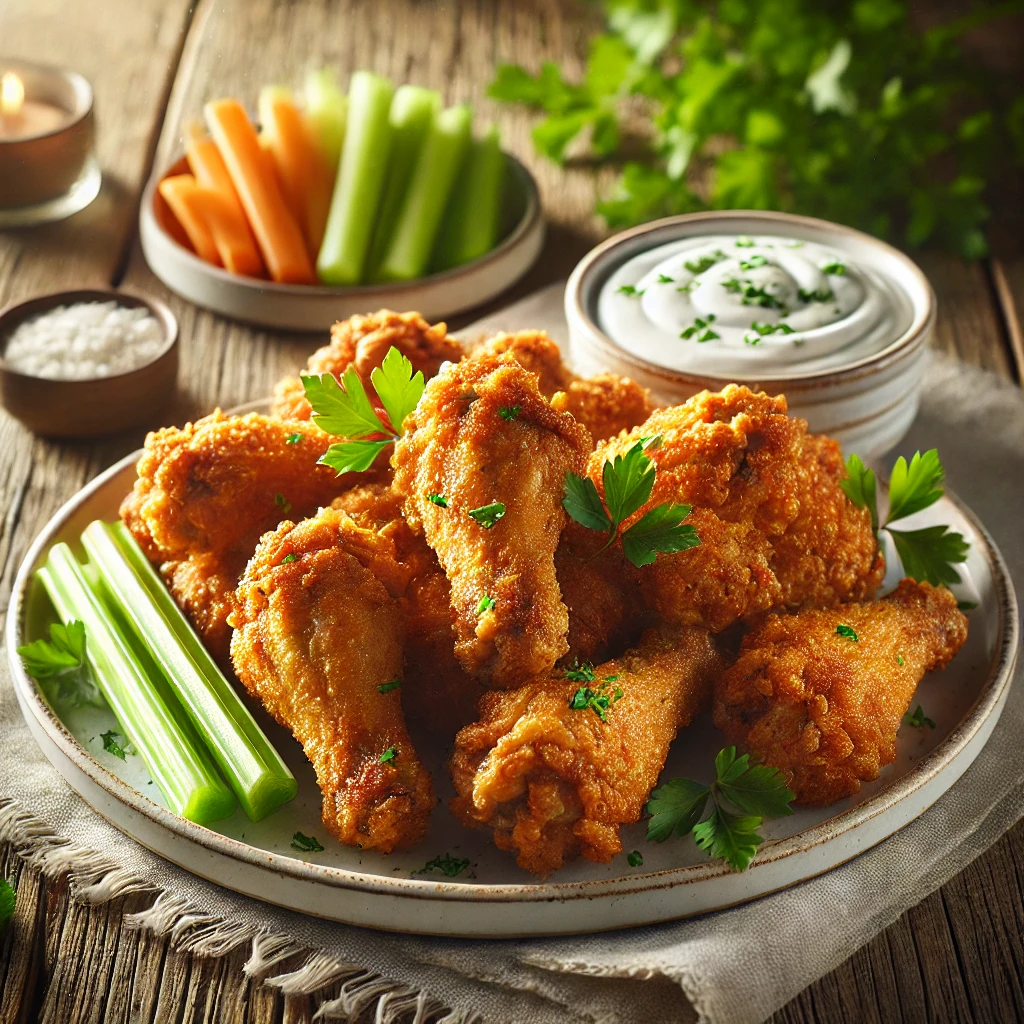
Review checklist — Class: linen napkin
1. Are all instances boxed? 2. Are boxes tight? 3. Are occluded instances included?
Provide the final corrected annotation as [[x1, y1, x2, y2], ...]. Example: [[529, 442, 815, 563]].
[[1, 283, 1022, 1024]]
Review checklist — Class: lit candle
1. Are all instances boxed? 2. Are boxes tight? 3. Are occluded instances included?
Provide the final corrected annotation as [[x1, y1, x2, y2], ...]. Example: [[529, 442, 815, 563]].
[[0, 72, 68, 141]]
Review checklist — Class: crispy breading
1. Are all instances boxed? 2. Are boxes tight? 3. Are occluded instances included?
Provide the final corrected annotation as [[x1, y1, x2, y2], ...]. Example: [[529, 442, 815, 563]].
[[713, 579, 968, 804], [450, 626, 724, 875], [481, 331, 653, 441], [119, 411, 359, 663], [229, 507, 436, 852], [591, 385, 884, 632], [272, 309, 463, 420], [393, 352, 593, 686]]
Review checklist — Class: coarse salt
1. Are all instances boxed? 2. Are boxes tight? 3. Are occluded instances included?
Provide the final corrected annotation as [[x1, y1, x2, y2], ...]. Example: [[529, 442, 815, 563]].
[[3, 301, 165, 380]]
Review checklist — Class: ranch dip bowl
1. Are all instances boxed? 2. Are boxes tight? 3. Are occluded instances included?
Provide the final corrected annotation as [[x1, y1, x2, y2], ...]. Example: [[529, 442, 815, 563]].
[[565, 210, 935, 460]]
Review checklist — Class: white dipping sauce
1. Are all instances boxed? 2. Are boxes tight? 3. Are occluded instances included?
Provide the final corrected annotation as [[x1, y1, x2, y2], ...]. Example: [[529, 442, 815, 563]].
[[598, 234, 910, 376]]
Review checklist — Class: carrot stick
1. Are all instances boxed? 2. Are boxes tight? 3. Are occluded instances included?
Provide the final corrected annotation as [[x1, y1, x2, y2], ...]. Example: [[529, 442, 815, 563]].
[[258, 87, 334, 254], [203, 98, 315, 284], [185, 127, 265, 277], [158, 174, 222, 266]]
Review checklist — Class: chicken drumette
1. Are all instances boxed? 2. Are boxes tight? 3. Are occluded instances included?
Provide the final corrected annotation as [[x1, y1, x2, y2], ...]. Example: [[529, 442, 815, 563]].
[[714, 579, 968, 804]]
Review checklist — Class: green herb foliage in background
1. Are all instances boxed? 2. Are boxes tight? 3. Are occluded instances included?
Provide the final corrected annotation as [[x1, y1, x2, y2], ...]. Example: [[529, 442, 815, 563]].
[[489, 0, 1024, 258]]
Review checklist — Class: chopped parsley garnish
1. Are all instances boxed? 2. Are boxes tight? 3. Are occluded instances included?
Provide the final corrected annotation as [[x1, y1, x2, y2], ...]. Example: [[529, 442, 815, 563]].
[[285, 432, 304, 444], [841, 449, 969, 586], [798, 286, 834, 304], [101, 730, 133, 761], [291, 831, 324, 853], [836, 624, 858, 641], [569, 677, 624, 722], [304, 347, 425, 476], [957, 600, 978, 611], [563, 438, 700, 568], [467, 502, 506, 529], [646, 747, 794, 872], [684, 251, 725, 274], [564, 658, 597, 683], [498, 404, 522, 421], [477, 594, 496, 614], [627, 850, 644, 867], [904, 705, 936, 729], [617, 284, 645, 297], [749, 320, 795, 336], [722, 276, 786, 310], [281, 553, 297, 564], [17, 620, 104, 710], [735, 236, 756, 247], [416, 853, 470, 878], [379, 746, 398, 764], [821, 260, 847, 275], [377, 679, 402, 694], [680, 314, 719, 342], [897, 654, 905, 666], [0, 880, 15, 928], [738, 254, 768, 270], [274, 493, 292, 513], [427, 493, 448, 507], [657, 273, 675, 283]]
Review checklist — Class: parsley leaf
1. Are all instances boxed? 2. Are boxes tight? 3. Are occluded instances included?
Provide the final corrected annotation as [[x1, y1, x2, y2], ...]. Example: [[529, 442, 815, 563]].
[[379, 746, 398, 764], [646, 746, 793, 872], [285, 432, 304, 444], [887, 449, 945, 523], [370, 347, 425, 434], [416, 853, 470, 878], [627, 850, 644, 867], [836, 624, 859, 641], [564, 659, 597, 683], [377, 680, 402, 694], [18, 621, 104, 710], [467, 502, 507, 529], [601, 439, 657, 524], [889, 525, 970, 587], [301, 368, 383, 440], [617, 283, 645, 297], [563, 472, 614, 533], [840, 453, 879, 532], [318, 439, 394, 475], [621, 502, 699, 567], [101, 730, 133, 760], [0, 880, 15, 928], [428, 493, 448, 507], [904, 705, 936, 729], [477, 594, 496, 614], [498, 404, 522, 421], [274, 493, 291, 513], [291, 831, 324, 853], [568, 678, 623, 722]]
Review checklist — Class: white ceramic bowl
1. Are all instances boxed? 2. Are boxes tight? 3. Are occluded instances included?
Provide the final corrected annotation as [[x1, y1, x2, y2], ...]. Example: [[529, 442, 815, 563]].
[[565, 210, 935, 460], [140, 154, 545, 332]]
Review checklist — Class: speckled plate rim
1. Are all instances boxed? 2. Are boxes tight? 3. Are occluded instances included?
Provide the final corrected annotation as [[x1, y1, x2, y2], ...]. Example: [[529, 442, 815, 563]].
[[565, 209, 937, 392], [5, 452, 1018, 934]]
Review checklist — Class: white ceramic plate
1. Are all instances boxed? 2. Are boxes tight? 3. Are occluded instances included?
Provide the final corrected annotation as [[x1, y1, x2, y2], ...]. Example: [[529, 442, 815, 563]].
[[6, 452, 1017, 937], [140, 154, 545, 331]]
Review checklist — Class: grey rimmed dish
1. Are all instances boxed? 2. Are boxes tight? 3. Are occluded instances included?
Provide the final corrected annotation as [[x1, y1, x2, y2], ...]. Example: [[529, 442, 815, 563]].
[[565, 210, 936, 460]]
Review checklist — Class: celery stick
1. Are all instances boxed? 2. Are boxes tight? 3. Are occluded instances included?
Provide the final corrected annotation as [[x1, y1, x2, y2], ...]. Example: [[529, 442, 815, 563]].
[[433, 126, 506, 270], [317, 71, 395, 285], [366, 86, 441, 277], [376, 104, 473, 282], [38, 544, 236, 825], [84, 521, 297, 822], [304, 69, 347, 170]]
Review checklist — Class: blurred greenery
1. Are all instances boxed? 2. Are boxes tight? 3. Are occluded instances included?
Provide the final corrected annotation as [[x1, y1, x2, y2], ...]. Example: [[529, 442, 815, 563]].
[[489, 0, 1024, 258]]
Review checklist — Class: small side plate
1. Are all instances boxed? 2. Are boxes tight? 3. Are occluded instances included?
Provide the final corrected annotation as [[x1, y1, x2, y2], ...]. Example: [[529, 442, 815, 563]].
[[140, 155, 545, 331]]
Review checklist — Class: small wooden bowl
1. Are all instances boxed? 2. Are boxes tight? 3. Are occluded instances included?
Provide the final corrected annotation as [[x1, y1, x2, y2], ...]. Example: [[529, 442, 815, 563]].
[[0, 289, 178, 438]]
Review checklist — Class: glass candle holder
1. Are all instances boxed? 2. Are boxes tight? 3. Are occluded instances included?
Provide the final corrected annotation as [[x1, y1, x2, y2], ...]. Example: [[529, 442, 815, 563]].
[[0, 59, 101, 227]]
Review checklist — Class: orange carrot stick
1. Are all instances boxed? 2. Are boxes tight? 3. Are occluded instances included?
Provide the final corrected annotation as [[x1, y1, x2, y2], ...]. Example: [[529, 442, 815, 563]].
[[191, 186, 267, 278], [158, 174, 222, 266], [258, 89, 334, 254], [203, 98, 315, 284]]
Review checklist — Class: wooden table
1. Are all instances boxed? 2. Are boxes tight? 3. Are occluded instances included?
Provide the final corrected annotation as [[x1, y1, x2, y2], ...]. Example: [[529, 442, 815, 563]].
[[1, 2, 1022, 1022]]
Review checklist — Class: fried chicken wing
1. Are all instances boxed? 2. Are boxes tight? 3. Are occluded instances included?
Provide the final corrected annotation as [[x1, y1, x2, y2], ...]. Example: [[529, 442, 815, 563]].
[[713, 579, 968, 804], [120, 411, 359, 663], [272, 309, 463, 420], [481, 331, 653, 441], [393, 354, 592, 686], [450, 626, 724, 875], [591, 385, 883, 632], [230, 507, 436, 851]]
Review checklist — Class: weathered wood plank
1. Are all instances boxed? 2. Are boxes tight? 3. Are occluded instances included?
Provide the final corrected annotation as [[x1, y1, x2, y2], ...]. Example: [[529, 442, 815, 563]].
[[990, 257, 1024, 383]]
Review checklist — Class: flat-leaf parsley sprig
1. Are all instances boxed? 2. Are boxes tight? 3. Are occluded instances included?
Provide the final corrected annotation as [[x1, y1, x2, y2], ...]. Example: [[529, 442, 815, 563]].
[[841, 449, 969, 586], [563, 437, 700, 567], [646, 747, 794, 872], [17, 620, 104, 710], [302, 346, 425, 475]]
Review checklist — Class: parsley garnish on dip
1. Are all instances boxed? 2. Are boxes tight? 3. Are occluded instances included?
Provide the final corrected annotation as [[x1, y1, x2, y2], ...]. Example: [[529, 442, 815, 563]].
[[598, 234, 905, 376]]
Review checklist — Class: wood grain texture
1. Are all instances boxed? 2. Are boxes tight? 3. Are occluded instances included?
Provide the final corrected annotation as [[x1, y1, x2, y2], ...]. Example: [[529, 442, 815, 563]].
[[0, 1, 1022, 1023]]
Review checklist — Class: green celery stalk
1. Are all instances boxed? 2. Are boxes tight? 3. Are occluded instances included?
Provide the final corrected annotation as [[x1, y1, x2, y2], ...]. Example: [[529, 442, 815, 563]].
[[303, 69, 347, 170], [83, 521, 297, 822], [376, 103, 473, 282], [38, 544, 236, 825], [366, 85, 441, 278], [433, 126, 506, 270], [317, 71, 395, 285]]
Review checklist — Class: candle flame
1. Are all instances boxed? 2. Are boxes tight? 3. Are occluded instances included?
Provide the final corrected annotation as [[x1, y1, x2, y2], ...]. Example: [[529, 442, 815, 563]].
[[1, 73, 25, 116]]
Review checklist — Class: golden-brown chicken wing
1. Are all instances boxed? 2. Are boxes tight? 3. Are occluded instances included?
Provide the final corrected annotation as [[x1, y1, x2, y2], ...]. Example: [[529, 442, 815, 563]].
[[591, 385, 883, 632], [230, 507, 436, 851], [450, 626, 723, 875], [393, 353, 593, 686], [120, 411, 359, 663], [481, 330, 653, 441], [272, 309, 463, 420], [713, 579, 968, 805]]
